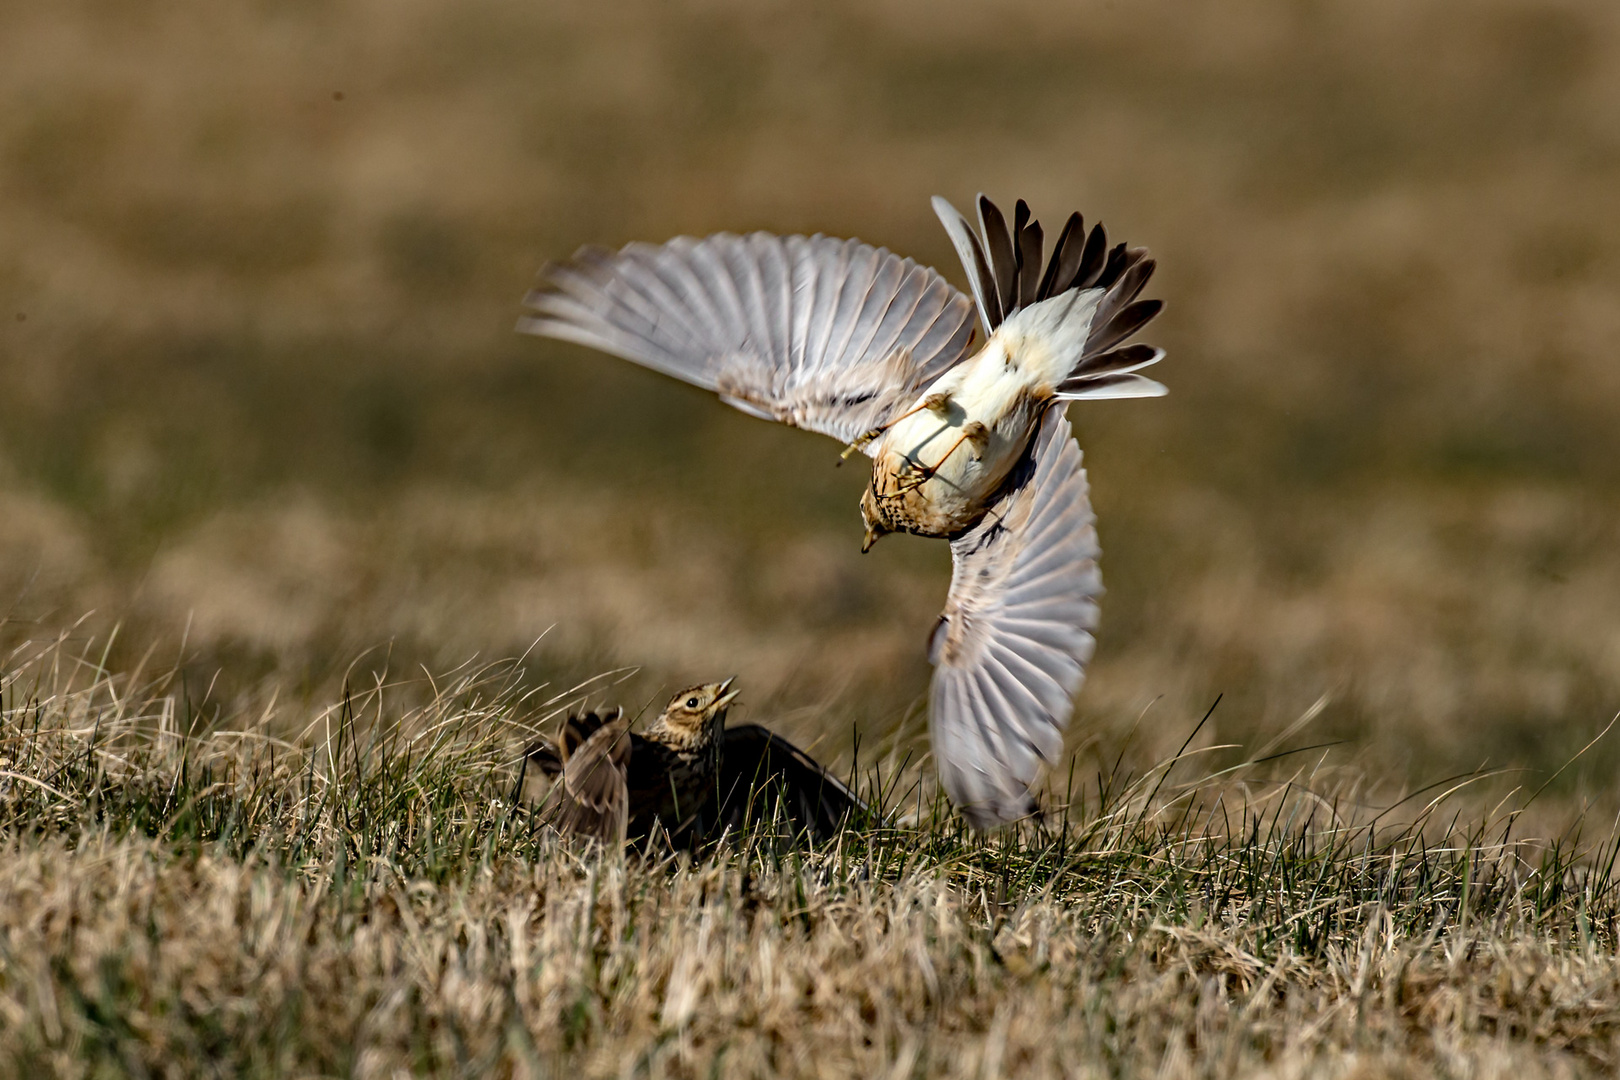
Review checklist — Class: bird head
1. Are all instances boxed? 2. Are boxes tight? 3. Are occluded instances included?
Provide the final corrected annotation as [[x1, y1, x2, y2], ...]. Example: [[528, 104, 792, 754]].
[[656, 677, 740, 740], [859, 489, 892, 552]]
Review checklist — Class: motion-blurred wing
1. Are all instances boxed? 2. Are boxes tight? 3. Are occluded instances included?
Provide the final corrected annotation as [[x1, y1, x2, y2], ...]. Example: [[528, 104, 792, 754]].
[[711, 724, 872, 841], [927, 408, 1101, 828], [539, 710, 632, 845], [519, 233, 977, 447], [523, 707, 615, 779], [524, 739, 563, 779]]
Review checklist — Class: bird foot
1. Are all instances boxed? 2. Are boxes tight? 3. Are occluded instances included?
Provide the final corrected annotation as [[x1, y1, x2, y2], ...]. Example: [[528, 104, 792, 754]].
[[840, 393, 955, 465], [895, 469, 933, 493], [903, 421, 990, 485], [838, 428, 883, 463]]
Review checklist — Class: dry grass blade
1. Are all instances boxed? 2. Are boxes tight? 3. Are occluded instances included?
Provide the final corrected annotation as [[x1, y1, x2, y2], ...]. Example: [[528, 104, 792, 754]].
[[0, 636, 1617, 1076]]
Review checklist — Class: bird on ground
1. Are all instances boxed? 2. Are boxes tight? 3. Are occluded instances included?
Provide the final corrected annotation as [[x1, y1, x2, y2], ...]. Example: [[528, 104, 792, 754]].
[[526, 678, 869, 846], [518, 194, 1166, 828]]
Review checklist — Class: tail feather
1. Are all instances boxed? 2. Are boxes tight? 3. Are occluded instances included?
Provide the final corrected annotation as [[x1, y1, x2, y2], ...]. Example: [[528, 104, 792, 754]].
[[932, 194, 1165, 399], [1072, 225, 1110, 292], [1086, 298, 1162, 357], [1036, 212, 1085, 300], [1072, 342, 1164, 381], [977, 196, 1019, 321], [932, 197, 1002, 331], [1096, 256, 1156, 321], [1015, 211, 1043, 309], [1059, 370, 1167, 400]]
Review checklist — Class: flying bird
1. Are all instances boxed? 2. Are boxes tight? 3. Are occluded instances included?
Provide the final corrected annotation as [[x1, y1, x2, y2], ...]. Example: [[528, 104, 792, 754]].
[[526, 679, 870, 845], [519, 195, 1165, 828]]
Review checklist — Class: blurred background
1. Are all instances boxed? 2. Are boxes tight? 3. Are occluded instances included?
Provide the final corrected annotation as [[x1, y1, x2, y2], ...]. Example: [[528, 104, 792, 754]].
[[3, 0, 1619, 803]]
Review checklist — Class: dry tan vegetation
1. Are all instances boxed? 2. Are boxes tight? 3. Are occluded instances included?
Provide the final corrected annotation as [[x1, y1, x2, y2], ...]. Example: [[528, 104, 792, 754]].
[[11, 837, 1620, 1079], [3, 0, 1620, 1072], [5, 638, 1620, 1078]]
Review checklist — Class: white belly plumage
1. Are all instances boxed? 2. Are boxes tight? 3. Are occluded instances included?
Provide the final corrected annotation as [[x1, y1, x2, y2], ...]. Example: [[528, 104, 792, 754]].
[[864, 338, 1062, 537]]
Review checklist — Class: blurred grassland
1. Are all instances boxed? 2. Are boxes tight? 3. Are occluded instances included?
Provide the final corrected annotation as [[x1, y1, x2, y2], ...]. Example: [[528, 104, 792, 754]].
[[2, 0, 1620, 800]]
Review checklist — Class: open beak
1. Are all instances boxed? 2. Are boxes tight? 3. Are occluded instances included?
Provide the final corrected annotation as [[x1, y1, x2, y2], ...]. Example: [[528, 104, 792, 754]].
[[714, 676, 740, 710]]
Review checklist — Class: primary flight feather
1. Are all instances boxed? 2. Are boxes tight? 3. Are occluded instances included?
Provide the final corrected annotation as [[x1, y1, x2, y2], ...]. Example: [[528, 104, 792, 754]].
[[518, 194, 1165, 828]]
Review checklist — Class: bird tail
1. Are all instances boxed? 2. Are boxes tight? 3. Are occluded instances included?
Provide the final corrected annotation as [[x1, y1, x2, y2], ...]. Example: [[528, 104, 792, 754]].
[[931, 194, 1166, 400]]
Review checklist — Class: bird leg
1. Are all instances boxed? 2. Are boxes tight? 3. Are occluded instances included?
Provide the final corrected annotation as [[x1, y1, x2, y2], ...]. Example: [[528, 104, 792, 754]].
[[958, 421, 991, 460], [837, 431, 881, 462], [837, 393, 953, 461], [894, 421, 990, 490]]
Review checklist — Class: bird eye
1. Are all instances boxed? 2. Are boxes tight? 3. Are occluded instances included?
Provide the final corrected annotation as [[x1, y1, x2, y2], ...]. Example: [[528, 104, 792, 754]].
[[686, 697, 700, 708]]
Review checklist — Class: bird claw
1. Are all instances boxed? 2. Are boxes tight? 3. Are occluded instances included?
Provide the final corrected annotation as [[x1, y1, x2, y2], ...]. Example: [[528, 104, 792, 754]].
[[896, 461, 937, 492], [900, 421, 990, 484], [840, 394, 955, 465], [838, 428, 883, 463]]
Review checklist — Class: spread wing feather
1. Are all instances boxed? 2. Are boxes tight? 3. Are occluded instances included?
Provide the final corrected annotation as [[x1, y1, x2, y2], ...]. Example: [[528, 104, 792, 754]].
[[520, 233, 977, 447], [536, 709, 632, 845], [708, 724, 873, 841], [927, 408, 1101, 829]]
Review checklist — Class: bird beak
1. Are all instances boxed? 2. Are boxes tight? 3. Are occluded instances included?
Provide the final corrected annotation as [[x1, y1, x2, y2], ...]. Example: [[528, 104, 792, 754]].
[[714, 676, 740, 709], [862, 523, 884, 553]]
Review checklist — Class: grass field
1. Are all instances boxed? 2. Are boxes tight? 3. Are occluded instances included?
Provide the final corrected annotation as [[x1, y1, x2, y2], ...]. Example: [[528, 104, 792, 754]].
[[5, 0, 1620, 1074], [5, 634, 1620, 1077]]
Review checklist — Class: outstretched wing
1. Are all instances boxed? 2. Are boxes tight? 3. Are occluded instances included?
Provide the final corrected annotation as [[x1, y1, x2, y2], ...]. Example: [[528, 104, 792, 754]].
[[710, 724, 873, 841], [538, 709, 633, 844], [524, 708, 616, 779], [519, 233, 977, 447], [927, 407, 1102, 829]]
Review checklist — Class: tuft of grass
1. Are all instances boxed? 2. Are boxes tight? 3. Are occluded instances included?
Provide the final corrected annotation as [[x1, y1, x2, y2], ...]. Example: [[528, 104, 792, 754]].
[[3, 632, 1620, 1077]]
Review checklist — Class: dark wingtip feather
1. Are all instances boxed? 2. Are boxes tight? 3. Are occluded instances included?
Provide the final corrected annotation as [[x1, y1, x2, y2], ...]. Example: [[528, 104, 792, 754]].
[[714, 724, 876, 840], [524, 739, 564, 777]]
